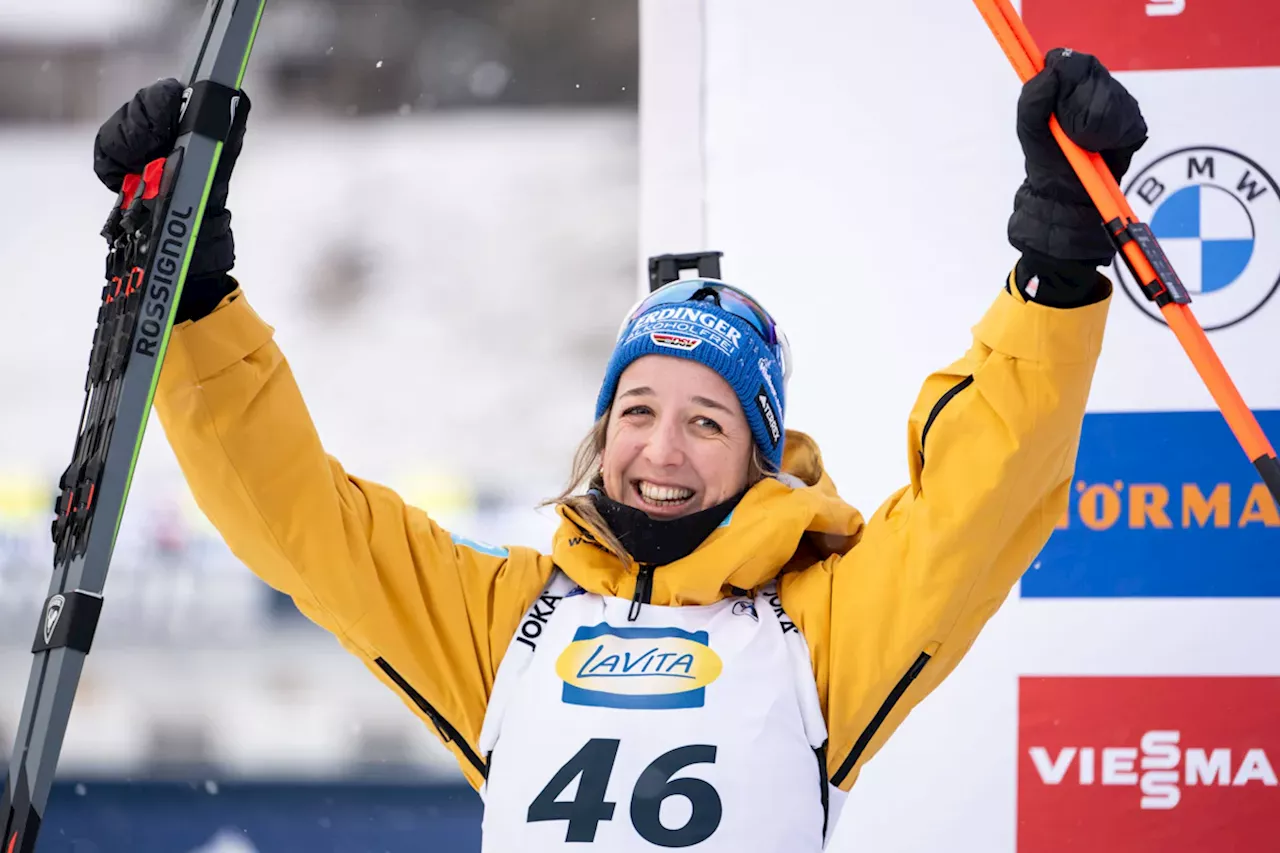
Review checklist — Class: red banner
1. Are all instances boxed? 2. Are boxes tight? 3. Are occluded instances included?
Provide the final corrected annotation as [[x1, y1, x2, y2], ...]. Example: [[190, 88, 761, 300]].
[[1018, 676, 1280, 852], [1022, 0, 1280, 72]]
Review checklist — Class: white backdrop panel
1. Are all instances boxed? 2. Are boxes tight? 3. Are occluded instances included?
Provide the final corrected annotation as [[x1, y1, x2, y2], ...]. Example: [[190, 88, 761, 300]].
[[640, 1, 1280, 851]]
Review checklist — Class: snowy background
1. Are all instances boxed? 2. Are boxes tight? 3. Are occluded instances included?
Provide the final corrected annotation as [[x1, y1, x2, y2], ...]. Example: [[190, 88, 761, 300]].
[[6, 1, 1279, 851], [2, 0, 638, 849]]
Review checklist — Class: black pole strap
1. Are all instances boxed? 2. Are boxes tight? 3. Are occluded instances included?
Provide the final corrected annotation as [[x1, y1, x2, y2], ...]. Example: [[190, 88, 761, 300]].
[[1107, 218, 1191, 307]]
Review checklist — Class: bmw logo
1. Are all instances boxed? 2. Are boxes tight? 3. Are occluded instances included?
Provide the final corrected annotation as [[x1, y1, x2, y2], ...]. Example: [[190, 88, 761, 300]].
[[1114, 146, 1280, 330]]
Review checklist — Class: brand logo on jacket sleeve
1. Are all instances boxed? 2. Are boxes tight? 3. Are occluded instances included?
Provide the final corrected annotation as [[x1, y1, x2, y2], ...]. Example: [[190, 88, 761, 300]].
[[556, 624, 722, 709]]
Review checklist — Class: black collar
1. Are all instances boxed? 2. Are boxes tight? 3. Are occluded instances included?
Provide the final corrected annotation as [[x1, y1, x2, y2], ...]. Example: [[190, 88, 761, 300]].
[[589, 488, 746, 567]]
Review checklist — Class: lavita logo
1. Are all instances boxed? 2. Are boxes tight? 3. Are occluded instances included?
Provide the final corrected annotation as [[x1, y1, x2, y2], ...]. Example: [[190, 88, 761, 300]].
[[557, 624, 722, 710], [44, 594, 65, 644]]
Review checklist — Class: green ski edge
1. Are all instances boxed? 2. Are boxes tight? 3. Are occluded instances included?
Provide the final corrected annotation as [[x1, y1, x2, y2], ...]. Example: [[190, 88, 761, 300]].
[[110, 0, 266, 552], [236, 1, 268, 88]]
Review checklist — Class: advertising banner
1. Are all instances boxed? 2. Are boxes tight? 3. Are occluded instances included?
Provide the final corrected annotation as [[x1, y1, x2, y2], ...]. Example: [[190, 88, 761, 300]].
[[1022, 0, 1280, 72], [1019, 676, 1280, 852], [1023, 410, 1280, 598], [1113, 147, 1280, 331], [36, 781, 483, 853]]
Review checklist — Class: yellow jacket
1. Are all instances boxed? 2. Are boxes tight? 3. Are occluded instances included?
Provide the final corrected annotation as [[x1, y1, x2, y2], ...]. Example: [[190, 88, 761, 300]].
[[154, 276, 1109, 792]]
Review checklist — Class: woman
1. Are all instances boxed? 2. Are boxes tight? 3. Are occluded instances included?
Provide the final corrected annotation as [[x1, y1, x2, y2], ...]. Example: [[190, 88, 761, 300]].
[[94, 48, 1146, 850]]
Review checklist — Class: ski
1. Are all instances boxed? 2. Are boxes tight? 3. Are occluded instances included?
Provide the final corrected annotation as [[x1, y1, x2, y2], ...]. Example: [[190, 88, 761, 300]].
[[1, 2, 268, 850]]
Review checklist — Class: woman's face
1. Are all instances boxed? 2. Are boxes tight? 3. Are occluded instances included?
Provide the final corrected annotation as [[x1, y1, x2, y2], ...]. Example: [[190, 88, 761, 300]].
[[601, 355, 754, 519]]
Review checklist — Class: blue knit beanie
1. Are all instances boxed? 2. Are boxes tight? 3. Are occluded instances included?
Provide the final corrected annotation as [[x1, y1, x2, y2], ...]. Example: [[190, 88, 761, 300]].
[[594, 283, 787, 471]]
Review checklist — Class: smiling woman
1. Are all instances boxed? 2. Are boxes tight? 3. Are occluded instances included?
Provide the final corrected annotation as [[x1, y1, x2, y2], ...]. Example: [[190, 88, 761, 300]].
[[547, 353, 777, 564], [117, 45, 1152, 852], [605, 363, 754, 514]]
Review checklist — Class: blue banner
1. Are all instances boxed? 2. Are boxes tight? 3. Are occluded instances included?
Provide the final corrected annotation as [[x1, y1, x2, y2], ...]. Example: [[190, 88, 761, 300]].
[[33, 780, 482, 853], [1021, 409, 1280, 598]]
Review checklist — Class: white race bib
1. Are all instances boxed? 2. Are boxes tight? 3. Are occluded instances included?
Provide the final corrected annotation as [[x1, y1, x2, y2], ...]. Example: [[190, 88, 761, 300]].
[[477, 572, 840, 851]]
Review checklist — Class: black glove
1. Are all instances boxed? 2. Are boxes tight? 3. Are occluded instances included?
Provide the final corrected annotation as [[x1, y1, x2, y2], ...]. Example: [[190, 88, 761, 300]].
[[1008, 48, 1148, 308], [93, 77, 251, 322]]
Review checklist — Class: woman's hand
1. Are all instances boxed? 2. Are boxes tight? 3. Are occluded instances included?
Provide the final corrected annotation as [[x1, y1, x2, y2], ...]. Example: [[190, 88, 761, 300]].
[[1008, 48, 1148, 267], [93, 77, 251, 322]]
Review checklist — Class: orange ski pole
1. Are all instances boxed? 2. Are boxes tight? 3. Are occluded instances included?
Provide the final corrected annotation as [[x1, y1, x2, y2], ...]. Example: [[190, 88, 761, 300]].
[[973, 0, 1280, 504]]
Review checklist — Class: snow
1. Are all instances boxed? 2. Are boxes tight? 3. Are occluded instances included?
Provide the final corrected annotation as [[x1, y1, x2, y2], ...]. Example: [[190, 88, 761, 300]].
[[0, 110, 638, 781], [187, 829, 261, 853], [0, 109, 638, 539], [0, 0, 166, 44]]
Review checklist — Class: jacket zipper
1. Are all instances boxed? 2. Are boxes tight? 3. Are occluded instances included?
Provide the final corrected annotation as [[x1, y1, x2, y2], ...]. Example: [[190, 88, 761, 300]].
[[830, 652, 931, 787], [375, 657, 487, 779], [815, 741, 830, 841], [628, 564, 655, 621], [918, 375, 974, 466], [828, 376, 967, 784]]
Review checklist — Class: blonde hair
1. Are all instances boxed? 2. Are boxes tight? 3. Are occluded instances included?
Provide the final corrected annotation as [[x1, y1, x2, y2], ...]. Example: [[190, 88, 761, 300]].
[[542, 413, 776, 564]]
